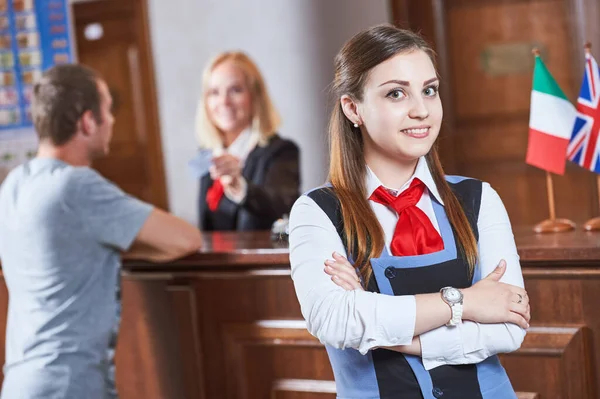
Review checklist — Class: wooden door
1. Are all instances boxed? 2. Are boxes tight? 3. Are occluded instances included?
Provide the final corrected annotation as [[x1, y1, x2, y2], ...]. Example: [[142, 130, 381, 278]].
[[391, 0, 600, 226], [73, 0, 167, 209]]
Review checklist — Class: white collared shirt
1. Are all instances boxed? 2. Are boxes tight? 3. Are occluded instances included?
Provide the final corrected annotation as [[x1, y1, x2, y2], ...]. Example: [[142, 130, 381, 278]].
[[288, 156, 526, 370], [218, 127, 258, 164]]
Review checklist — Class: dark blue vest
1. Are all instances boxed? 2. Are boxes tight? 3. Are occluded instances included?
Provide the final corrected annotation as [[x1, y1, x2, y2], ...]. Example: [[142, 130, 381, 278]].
[[306, 176, 517, 399]]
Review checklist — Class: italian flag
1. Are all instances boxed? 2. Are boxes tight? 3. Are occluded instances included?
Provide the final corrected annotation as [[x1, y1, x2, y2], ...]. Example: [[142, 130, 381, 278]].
[[526, 56, 576, 175]]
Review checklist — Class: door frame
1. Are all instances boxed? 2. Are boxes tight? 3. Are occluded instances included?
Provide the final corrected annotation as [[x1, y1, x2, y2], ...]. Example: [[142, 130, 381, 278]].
[[73, 0, 168, 209]]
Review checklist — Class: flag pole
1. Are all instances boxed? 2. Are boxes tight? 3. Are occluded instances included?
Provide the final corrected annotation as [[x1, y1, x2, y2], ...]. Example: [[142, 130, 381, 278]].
[[585, 173, 600, 230], [531, 48, 576, 233], [582, 42, 600, 231], [546, 171, 556, 221], [534, 170, 574, 233]]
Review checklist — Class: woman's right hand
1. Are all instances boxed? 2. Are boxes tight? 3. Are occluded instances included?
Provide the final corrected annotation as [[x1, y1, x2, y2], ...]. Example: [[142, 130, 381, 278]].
[[462, 259, 530, 329], [324, 252, 363, 291]]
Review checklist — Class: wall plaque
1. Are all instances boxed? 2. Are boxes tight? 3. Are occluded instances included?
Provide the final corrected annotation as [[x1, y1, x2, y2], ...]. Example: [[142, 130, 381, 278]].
[[480, 42, 545, 76]]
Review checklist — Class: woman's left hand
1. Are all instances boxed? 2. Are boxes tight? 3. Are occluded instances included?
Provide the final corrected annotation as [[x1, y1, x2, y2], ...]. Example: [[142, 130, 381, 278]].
[[324, 252, 363, 291]]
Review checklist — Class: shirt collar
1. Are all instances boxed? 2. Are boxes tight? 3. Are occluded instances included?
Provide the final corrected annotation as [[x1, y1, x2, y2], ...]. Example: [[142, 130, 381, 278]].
[[215, 127, 257, 162], [365, 156, 444, 205]]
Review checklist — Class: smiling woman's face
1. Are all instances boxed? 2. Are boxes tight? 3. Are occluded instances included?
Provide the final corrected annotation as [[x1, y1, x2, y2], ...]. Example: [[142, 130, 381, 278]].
[[357, 49, 442, 164], [205, 60, 253, 137]]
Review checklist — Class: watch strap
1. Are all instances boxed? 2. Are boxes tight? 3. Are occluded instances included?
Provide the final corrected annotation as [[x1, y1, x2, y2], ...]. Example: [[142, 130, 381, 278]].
[[446, 303, 463, 327]]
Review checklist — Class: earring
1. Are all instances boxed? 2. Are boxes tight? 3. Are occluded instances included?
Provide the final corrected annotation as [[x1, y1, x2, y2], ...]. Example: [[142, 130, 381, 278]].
[[353, 123, 359, 128]]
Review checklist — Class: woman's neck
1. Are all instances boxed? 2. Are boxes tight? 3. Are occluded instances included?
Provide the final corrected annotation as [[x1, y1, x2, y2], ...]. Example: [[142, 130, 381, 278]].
[[365, 152, 419, 190], [221, 125, 249, 148]]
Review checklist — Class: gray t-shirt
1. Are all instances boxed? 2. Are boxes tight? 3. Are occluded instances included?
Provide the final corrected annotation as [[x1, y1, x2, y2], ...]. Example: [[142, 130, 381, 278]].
[[0, 158, 153, 399]]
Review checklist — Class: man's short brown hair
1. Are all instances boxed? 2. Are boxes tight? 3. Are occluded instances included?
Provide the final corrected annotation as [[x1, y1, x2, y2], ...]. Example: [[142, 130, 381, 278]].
[[31, 64, 103, 145]]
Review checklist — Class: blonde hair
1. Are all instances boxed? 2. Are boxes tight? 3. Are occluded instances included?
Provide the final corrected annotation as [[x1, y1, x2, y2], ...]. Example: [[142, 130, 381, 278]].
[[195, 51, 281, 150]]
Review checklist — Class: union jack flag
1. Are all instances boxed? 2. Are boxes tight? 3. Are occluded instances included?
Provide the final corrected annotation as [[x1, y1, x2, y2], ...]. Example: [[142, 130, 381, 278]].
[[567, 52, 600, 173]]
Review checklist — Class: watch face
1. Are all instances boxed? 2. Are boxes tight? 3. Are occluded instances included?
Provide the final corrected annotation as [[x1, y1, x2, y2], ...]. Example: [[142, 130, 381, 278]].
[[443, 287, 463, 303]]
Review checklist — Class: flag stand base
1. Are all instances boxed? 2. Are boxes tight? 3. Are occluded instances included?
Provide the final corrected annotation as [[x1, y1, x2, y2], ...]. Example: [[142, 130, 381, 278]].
[[583, 217, 600, 231], [533, 218, 576, 233]]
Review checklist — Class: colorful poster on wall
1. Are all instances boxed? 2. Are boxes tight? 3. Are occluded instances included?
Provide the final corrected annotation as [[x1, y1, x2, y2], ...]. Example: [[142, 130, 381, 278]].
[[0, 0, 75, 180]]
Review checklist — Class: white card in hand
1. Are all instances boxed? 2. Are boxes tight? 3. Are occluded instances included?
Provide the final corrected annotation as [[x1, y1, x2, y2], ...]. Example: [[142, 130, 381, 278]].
[[188, 149, 213, 179]]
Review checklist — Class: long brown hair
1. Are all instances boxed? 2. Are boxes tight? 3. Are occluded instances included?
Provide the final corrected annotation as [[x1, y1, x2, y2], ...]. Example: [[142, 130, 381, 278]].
[[328, 25, 478, 283]]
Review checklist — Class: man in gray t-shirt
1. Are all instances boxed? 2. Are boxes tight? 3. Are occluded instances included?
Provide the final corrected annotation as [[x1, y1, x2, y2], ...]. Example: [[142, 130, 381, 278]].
[[0, 65, 202, 398]]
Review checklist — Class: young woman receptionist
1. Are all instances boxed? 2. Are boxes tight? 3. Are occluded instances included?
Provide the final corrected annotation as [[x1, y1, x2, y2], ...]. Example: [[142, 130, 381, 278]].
[[289, 25, 530, 399]]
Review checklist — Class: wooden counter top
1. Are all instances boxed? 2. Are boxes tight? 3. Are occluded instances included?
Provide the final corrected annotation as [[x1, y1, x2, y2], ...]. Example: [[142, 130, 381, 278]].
[[122, 228, 600, 272], [512, 226, 600, 263], [123, 231, 290, 272]]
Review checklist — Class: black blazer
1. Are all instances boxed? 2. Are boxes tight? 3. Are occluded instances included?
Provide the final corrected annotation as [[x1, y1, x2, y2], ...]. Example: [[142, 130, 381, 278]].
[[198, 134, 300, 231]]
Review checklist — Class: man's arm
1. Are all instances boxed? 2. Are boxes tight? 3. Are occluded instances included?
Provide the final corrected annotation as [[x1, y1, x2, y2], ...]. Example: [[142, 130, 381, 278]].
[[67, 168, 202, 263], [124, 208, 202, 262]]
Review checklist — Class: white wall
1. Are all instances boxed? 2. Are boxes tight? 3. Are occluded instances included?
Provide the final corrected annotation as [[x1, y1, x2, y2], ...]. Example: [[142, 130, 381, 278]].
[[148, 0, 390, 223]]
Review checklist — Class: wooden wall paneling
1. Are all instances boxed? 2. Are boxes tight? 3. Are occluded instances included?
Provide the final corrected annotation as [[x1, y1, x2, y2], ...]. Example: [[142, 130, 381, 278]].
[[222, 321, 332, 399], [444, 0, 593, 225], [389, 0, 410, 28], [270, 380, 538, 399], [397, 0, 460, 171], [570, 0, 600, 217], [519, 267, 600, 397], [4, 232, 600, 397], [166, 283, 206, 399], [501, 326, 593, 399], [570, 0, 600, 86], [116, 275, 186, 399], [390, 0, 599, 225], [73, 0, 168, 209], [130, 0, 169, 209], [271, 379, 336, 399], [191, 269, 306, 399], [517, 394, 540, 399], [271, 394, 335, 399]]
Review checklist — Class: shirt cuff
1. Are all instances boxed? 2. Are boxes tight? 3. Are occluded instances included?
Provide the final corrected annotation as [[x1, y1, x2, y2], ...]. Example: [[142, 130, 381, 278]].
[[357, 293, 417, 355], [420, 324, 463, 370], [223, 176, 248, 204]]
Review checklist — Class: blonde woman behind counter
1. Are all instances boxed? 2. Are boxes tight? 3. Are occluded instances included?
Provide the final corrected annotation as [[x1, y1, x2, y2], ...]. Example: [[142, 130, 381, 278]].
[[191, 52, 300, 231]]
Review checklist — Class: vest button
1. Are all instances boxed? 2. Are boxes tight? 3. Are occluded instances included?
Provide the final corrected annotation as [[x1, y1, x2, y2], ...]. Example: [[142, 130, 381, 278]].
[[432, 387, 444, 398], [384, 267, 396, 279]]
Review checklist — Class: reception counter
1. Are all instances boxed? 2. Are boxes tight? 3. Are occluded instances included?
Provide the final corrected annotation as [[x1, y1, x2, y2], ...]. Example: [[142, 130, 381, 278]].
[[0, 229, 599, 398]]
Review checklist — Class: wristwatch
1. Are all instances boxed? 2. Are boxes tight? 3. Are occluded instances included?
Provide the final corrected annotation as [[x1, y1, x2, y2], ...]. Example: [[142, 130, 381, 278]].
[[440, 286, 463, 327]]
